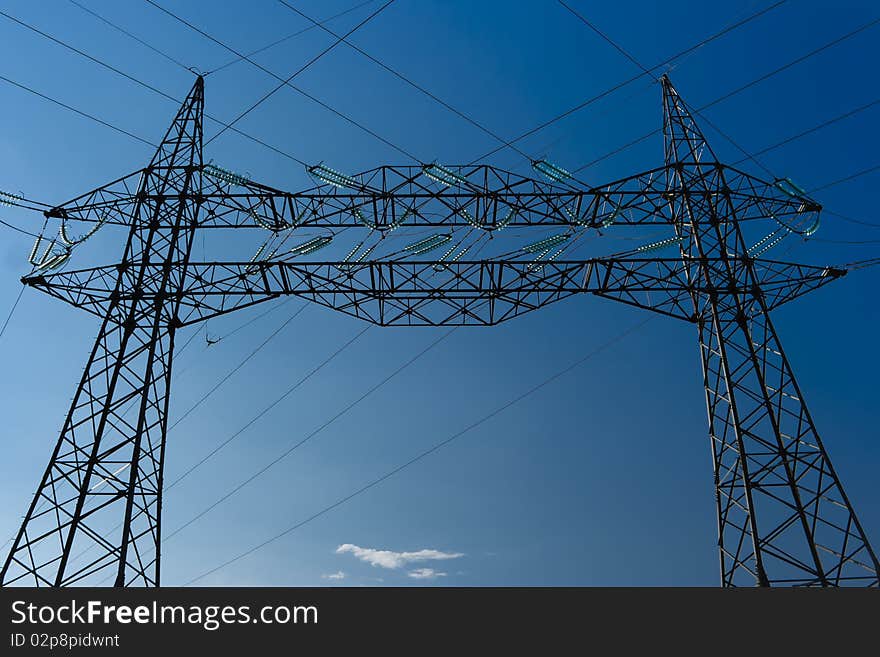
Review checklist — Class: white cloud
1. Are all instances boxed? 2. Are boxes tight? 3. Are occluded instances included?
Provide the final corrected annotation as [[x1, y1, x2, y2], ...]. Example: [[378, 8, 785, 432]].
[[336, 544, 463, 570], [321, 571, 346, 580], [408, 568, 446, 580]]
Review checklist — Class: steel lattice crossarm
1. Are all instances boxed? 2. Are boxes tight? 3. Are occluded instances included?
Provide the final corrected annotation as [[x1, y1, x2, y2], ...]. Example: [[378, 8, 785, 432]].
[[3, 73, 877, 588], [22, 256, 846, 327], [43, 160, 820, 233]]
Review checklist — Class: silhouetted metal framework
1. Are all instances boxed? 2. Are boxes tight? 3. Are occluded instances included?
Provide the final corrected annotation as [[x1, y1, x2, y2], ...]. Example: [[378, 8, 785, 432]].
[[2, 76, 876, 587]]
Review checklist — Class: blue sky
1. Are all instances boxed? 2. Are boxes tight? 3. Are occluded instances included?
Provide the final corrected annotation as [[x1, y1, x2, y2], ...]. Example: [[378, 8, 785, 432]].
[[0, 0, 878, 586]]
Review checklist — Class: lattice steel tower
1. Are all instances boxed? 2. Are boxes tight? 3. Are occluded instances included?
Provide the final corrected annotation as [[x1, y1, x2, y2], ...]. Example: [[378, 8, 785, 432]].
[[2, 75, 876, 587]]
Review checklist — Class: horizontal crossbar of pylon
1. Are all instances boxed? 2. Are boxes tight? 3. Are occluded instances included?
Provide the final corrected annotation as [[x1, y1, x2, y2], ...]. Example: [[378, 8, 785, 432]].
[[21, 256, 844, 327]]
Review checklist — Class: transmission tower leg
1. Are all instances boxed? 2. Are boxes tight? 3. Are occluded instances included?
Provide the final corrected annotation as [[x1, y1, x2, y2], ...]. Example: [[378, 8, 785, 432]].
[[698, 296, 879, 586], [1, 76, 203, 587], [0, 312, 176, 586], [658, 72, 878, 587]]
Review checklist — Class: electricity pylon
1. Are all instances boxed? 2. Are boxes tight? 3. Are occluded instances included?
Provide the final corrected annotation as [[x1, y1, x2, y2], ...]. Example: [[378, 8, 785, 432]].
[[2, 75, 876, 587]]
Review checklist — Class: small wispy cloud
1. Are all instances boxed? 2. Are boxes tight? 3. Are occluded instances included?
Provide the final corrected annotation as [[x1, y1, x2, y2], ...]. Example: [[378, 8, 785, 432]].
[[321, 571, 346, 581], [336, 544, 463, 570], [408, 568, 446, 580]]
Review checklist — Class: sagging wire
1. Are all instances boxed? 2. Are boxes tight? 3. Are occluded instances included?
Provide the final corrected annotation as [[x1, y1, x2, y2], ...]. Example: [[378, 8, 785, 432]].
[[843, 257, 880, 271], [0, 286, 25, 341], [181, 317, 653, 586]]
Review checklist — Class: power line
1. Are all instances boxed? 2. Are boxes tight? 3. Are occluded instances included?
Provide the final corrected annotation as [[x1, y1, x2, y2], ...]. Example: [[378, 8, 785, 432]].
[[67, 0, 191, 71], [205, 0, 397, 145], [164, 323, 372, 491], [782, 167, 880, 233], [0, 286, 25, 340], [558, 0, 776, 178], [175, 323, 207, 359], [471, 1, 787, 162], [144, 0, 418, 159], [0, 10, 181, 104], [844, 257, 880, 270], [0, 196, 51, 213], [162, 326, 455, 544], [209, 0, 380, 75], [174, 300, 297, 380], [0, 9, 310, 166], [810, 163, 880, 193], [683, 100, 776, 177], [0, 216, 41, 239], [86, 318, 370, 582], [182, 317, 651, 585], [572, 15, 880, 174], [702, 19, 880, 114], [733, 98, 880, 164], [175, 297, 290, 378], [824, 210, 880, 230], [0, 72, 157, 148], [218, 298, 292, 342], [276, 0, 534, 162], [812, 237, 880, 245], [168, 303, 308, 431], [808, 169, 880, 233], [558, 1, 652, 75]]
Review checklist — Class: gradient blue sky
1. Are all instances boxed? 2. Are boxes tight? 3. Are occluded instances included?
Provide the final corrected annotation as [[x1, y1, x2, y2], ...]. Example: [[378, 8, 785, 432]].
[[0, 0, 878, 586]]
